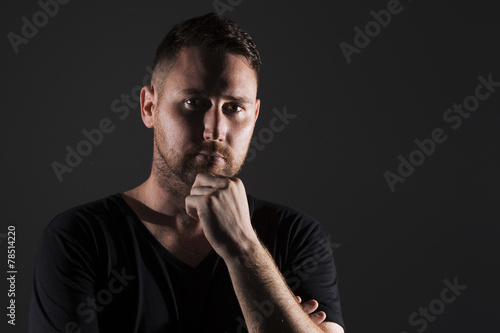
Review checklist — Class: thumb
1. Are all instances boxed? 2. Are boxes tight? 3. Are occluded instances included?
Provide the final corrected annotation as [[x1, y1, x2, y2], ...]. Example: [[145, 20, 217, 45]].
[[185, 195, 200, 221]]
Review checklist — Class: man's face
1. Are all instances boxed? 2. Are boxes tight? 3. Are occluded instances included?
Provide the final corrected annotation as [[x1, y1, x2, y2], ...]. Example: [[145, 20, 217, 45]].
[[146, 46, 260, 191]]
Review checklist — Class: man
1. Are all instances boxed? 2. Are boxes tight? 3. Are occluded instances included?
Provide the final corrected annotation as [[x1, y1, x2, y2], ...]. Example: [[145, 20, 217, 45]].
[[29, 13, 345, 332]]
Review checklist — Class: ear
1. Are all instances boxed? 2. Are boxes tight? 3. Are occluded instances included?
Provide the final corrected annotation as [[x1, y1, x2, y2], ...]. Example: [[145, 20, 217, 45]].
[[141, 85, 155, 128], [254, 98, 260, 123]]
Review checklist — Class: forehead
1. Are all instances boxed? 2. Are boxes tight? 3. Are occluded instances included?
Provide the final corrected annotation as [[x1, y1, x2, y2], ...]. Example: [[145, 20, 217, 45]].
[[164, 46, 258, 98]]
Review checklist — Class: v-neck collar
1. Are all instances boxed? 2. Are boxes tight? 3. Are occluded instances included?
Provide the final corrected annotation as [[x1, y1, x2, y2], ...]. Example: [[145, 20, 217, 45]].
[[114, 192, 219, 272]]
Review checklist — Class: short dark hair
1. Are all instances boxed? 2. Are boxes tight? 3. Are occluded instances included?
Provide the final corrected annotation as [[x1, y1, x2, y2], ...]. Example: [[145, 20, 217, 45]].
[[151, 12, 261, 92]]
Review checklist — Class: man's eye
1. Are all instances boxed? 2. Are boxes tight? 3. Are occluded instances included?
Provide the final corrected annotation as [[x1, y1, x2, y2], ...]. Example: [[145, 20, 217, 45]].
[[185, 98, 211, 110], [227, 104, 244, 113], [185, 98, 199, 106]]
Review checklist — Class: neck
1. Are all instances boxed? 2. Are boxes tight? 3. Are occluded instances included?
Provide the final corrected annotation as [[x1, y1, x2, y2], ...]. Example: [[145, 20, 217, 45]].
[[139, 176, 186, 215], [122, 170, 197, 231]]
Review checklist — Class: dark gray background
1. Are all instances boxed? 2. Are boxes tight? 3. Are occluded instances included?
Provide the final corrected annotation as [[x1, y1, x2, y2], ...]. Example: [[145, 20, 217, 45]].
[[2, 0, 499, 332]]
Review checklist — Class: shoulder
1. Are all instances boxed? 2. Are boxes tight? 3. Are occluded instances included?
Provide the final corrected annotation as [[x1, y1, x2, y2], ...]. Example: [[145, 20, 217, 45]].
[[248, 194, 325, 243], [45, 192, 126, 240], [249, 194, 316, 223], [35, 194, 126, 277]]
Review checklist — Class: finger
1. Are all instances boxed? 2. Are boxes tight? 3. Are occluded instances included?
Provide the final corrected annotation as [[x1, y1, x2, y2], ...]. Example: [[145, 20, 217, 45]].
[[190, 185, 217, 196], [300, 299, 319, 314], [185, 195, 205, 220], [309, 311, 326, 325], [193, 173, 231, 188], [295, 296, 302, 303]]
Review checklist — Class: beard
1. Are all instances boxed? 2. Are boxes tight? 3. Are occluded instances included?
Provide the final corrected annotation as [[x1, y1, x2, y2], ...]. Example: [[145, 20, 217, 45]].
[[152, 122, 247, 196]]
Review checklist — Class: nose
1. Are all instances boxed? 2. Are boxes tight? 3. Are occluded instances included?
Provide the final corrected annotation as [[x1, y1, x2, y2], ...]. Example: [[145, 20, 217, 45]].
[[203, 104, 226, 142]]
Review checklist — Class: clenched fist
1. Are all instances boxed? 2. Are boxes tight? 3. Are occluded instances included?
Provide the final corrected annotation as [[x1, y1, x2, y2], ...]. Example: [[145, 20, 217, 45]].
[[185, 173, 260, 260]]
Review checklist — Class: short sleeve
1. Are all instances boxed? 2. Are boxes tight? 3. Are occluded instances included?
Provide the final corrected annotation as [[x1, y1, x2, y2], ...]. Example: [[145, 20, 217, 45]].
[[282, 218, 345, 330], [29, 211, 100, 333]]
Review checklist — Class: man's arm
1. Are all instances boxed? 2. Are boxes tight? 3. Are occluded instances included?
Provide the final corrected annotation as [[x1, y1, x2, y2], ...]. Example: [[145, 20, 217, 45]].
[[186, 173, 344, 332], [29, 213, 100, 333], [225, 237, 344, 332]]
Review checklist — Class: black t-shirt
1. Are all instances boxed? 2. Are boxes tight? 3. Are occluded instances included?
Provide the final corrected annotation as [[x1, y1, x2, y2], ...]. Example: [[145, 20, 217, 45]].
[[29, 193, 344, 332]]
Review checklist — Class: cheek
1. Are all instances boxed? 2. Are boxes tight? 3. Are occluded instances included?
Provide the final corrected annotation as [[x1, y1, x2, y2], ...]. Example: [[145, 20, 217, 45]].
[[158, 109, 198, 144], [230, 121, 255, 150]]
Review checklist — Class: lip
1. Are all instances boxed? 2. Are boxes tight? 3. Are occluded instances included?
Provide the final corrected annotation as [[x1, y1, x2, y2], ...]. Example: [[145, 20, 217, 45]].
[[196, 151, 225, 162]]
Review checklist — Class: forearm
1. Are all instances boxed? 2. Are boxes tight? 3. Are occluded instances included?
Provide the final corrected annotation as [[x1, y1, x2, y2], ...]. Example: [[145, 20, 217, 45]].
[[225, 239, 325, 333]]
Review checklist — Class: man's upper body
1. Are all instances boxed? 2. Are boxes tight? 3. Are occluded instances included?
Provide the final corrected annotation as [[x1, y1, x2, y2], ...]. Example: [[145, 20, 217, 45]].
[[29, 192, 344, 332], [29, 13, 345, 332]]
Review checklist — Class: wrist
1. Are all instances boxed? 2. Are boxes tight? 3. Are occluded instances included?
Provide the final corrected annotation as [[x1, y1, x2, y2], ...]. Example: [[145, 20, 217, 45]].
[[222, 233, 263, 265]]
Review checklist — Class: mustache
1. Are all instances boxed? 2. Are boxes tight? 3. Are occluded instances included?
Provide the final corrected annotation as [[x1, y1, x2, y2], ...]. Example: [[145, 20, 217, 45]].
[[185, 141, 233, 161]]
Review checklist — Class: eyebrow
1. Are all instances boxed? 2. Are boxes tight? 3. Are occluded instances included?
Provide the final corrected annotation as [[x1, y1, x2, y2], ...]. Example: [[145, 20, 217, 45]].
[[180, 88, 253, 104]]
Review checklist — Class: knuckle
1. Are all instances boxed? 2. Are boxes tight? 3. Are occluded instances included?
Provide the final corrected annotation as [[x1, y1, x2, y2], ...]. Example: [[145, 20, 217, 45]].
[[194, 173, 204, 183], [222, 178, 231, 188], [206, 194, 217, 207]]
